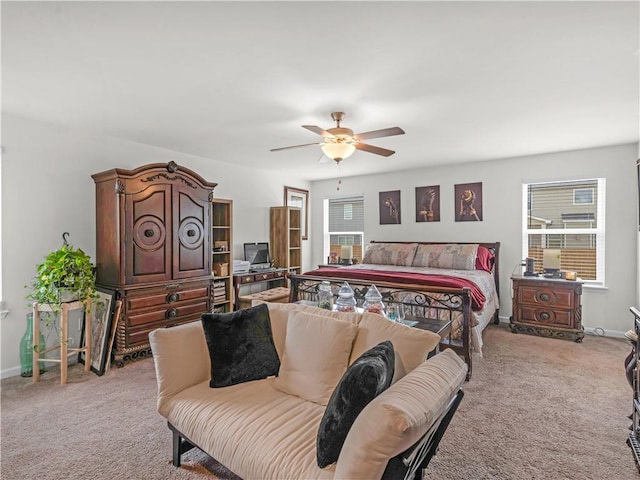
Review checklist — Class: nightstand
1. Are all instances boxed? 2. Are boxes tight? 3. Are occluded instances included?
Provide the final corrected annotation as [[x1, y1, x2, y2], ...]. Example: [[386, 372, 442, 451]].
[[510, 274, 584, 342]]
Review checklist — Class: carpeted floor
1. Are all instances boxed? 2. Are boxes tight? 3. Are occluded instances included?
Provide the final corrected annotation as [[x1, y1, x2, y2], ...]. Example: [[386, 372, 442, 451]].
[[1, 323, 637, 480]]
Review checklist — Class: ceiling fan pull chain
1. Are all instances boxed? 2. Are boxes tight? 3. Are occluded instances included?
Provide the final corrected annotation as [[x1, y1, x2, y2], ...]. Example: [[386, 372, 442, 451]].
[[336, 163, 342, 191]]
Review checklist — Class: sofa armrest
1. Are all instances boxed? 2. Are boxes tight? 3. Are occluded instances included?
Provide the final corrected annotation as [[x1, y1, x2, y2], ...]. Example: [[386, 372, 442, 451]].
[[334, 349, 467, 480], [149, 321, 210, 416]]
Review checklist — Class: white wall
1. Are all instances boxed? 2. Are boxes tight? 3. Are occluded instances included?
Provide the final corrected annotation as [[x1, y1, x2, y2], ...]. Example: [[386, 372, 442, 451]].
[[310, 143, 638, 336], [0, 114, 311, 377]]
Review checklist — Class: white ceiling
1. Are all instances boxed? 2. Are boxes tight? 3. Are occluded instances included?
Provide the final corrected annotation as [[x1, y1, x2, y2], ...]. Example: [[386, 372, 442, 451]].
[[2, 1, 638, 181]]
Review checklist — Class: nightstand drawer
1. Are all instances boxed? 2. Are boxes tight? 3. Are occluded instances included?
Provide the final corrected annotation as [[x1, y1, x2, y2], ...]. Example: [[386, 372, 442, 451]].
[[517, 305, 573, 327], [518, 286, 574, 309]]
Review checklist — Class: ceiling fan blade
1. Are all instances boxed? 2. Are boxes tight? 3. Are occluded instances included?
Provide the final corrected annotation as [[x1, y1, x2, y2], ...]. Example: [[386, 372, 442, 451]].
[[355, 142, 396, 157], [354, 127, 405, 141], [270, 142, 321, 152], [302, 125, 334, 137]]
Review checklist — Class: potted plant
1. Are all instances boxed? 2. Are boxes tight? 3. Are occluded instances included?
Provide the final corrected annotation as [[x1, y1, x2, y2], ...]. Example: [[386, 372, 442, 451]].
[[25, 234, 99, 314]]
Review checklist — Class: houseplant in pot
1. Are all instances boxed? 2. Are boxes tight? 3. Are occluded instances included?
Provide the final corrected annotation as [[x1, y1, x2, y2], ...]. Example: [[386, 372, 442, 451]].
[[26, 234, 99, 312], [22, 233, 100, 375]]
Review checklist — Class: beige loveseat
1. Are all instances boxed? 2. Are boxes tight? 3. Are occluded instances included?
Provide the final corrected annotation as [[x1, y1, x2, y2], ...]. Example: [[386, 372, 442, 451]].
[[150, 301, 467, 480]]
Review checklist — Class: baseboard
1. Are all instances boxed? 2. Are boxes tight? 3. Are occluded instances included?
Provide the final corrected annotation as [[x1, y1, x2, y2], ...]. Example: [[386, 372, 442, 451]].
[[496, 315, 626, 339], [1, 365, 22, 379]]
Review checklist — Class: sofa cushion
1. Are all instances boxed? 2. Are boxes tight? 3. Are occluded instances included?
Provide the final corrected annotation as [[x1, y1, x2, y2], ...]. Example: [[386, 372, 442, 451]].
[[164, 378, 334, 480], [316, 340, 395, 468], [334, 349, 468, 480], [351, 312, 440, 383], [262, 302, 363, 360], [272, 309, 359, 405], [201, 303, 280, 388], [362, 242, 418, 267]]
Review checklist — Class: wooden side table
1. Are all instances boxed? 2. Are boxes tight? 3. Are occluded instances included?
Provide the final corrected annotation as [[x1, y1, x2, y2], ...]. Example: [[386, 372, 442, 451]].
[[510, 274, 584, 342], [32, 299, 92, 384]]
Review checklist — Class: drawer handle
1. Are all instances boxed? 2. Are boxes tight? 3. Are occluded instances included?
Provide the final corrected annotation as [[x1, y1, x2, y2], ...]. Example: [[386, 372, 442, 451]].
[[539, 293, 550, 302], [540, 311, 550, 321], [187, 229, 196, 237], [144, 229, 154, 238], [165, 308, 178, 319], [166, 293, 179, 303]]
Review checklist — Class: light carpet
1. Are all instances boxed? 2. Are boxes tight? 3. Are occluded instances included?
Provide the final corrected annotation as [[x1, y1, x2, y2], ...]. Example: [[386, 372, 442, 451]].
[[1, 324, 636, 479]]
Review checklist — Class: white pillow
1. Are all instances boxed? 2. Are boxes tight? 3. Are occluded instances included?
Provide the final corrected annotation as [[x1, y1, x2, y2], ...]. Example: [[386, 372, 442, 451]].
[[272, 310, 359, 405]]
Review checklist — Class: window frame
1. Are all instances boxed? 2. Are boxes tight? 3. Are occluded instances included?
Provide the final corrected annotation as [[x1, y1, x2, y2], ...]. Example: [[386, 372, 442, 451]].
[[522, 178, 605, 287], [323, 195, 365, 264]]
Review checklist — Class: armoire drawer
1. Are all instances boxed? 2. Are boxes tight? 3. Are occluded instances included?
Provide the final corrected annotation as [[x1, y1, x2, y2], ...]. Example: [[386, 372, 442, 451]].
[[126, 285, 209, 311], [127, 299, 209, 327]]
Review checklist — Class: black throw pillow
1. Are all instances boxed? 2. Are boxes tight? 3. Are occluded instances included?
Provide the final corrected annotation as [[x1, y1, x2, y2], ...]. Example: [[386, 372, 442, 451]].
[[201, 303, 280, 388], [316, 340, 395, 467]]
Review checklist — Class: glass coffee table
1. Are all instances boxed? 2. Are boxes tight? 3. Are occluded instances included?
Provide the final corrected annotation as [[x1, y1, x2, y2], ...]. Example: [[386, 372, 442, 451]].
[[398, 315, 452, 340]]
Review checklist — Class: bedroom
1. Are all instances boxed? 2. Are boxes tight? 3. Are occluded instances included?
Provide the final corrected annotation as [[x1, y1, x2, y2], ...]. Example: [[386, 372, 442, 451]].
[[1, 0, 638, 383]]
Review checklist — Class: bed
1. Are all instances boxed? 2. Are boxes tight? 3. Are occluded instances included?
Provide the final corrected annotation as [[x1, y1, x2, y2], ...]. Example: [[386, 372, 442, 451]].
[[288, 241, 500, 380]]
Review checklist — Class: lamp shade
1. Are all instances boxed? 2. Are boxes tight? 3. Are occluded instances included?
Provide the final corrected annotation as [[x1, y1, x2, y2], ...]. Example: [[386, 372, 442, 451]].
[[321, 142, 356, 161]]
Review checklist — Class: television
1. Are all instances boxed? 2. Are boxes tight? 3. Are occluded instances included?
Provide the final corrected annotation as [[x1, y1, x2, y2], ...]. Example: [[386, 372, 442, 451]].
[[244, 242, 271, 266]]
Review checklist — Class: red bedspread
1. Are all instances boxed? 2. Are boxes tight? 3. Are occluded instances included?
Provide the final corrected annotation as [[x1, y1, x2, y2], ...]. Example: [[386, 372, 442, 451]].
[[303, 267, 486, 311]]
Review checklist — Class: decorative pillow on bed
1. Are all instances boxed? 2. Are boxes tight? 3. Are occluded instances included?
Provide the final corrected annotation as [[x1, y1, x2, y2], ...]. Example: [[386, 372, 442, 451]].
[[475, 245, 495, 273], [412, 243, 479, 270], [361, 242, 418, 267], [316, 340, 395, 468], [201, 303, 280, 388]]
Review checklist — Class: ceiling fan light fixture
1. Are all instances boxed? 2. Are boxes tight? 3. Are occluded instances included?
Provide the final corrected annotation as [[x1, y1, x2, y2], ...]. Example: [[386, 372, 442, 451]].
[[321, 141, 356, 162]]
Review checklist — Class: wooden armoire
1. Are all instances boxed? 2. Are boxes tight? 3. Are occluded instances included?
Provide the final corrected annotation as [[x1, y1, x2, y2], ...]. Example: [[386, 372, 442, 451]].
[[92, 161, 217, 366]]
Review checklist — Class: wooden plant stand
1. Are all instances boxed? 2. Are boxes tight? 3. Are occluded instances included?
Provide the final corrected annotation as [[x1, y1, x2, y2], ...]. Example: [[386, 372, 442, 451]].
[[32, 299, 92, 385]]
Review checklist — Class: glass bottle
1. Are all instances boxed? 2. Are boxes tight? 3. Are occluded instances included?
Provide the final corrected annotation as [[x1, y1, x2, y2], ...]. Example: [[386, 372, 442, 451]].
[[317, 281, 333, 310], [362, 284, 385, 316], [335, 281, 357, 312], [20, 313, 46, 377]]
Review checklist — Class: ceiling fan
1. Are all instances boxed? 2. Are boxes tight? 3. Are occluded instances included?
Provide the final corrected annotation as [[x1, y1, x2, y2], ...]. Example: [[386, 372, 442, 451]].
[[270, 112, 405, 163]]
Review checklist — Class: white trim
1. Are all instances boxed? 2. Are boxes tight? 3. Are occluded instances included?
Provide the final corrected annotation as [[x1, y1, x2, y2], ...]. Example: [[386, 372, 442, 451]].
[[522, 178, 605, 286]]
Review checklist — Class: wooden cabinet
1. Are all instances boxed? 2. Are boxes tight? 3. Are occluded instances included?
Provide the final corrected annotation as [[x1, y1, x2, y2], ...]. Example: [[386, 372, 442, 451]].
[[211, 199, 233, 313], [92, 162, 218, 365], [510, 275, 584, 342], [270, 206, 302, 274]]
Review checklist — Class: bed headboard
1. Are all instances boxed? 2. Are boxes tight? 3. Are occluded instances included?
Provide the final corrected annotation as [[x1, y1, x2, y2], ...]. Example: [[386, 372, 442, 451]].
[[367, 241, 500, 299]]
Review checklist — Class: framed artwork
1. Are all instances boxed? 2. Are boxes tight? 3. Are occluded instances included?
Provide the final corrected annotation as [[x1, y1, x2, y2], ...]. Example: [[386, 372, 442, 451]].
[[415, 185, 440, 222], [379, 190, 401, 224], [284, 186, 309, 240], [79, 287, 117, 376], [455, 182, 483, 222], [103, 300, 122, 375]]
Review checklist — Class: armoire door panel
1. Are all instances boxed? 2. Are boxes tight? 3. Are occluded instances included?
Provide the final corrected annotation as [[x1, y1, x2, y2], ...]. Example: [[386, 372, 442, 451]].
[[173, 188, 211, 279], [125, 185, 172, 284]]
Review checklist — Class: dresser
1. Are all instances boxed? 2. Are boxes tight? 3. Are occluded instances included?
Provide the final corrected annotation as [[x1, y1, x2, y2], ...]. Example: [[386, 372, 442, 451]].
[[510, 274, 584, 342], [92, 162, 217, 365]]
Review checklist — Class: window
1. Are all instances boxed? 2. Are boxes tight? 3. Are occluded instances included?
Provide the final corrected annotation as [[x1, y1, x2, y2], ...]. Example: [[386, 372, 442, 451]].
[[523, 178, 605, 285], [573, 188, 594, 205], [324, 195, 365, 263]]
